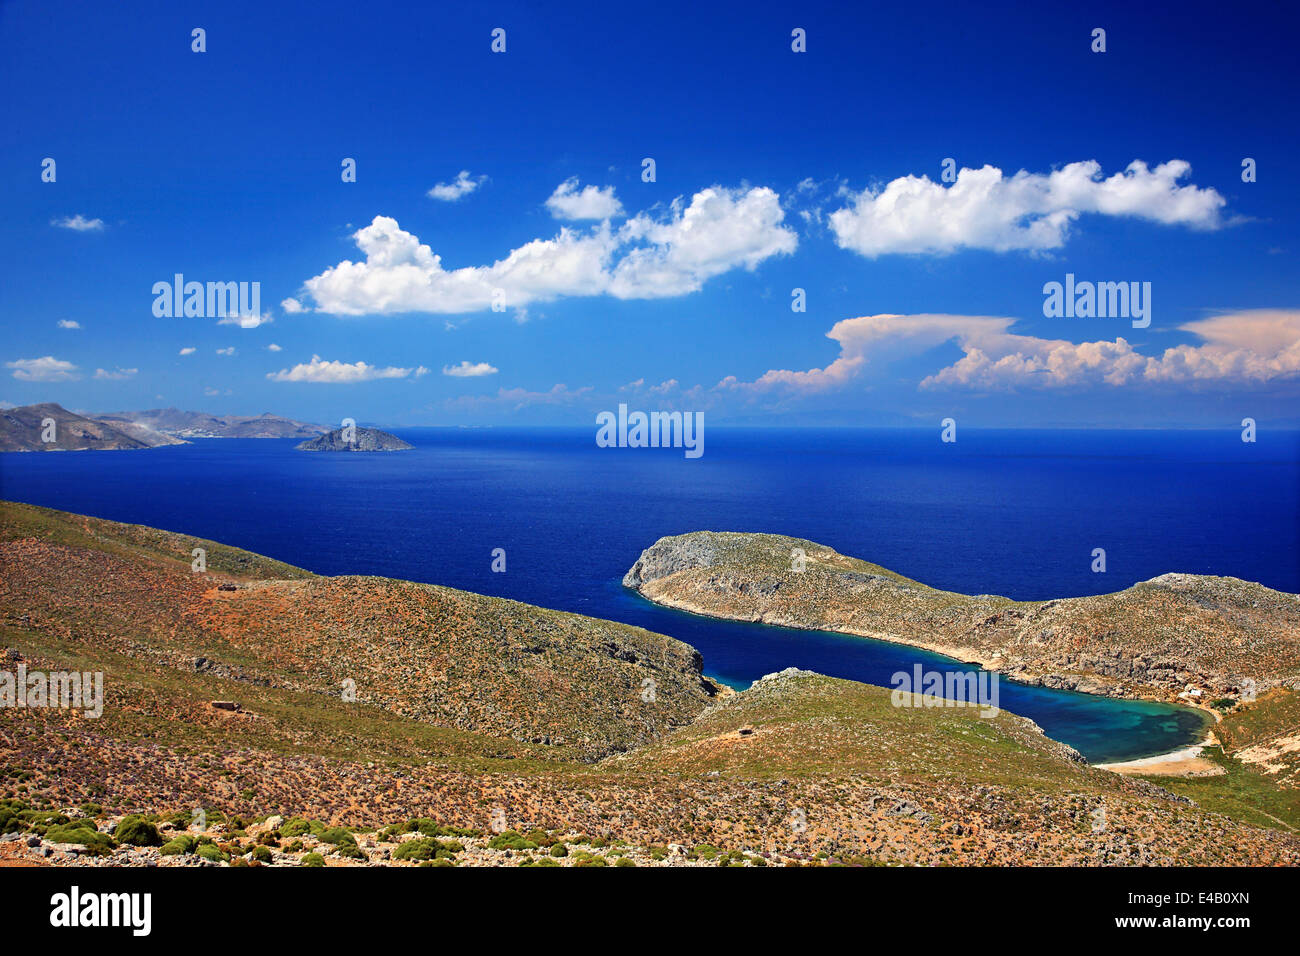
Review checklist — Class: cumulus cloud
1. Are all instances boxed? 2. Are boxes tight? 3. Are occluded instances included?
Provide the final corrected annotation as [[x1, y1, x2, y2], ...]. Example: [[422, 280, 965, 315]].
[[267, 354, 430, 383], [281, 297, 307, 314], [51, 214, 104, 232], [179, 347, 196, 355], [723, 310, 1300, 393], [829, 160, 1226, 257], [267, 343, 282, 352], [218, 312, 273, 328], [443, 360, 498, 377], [295, 185, 796, 315], [545, 178, 624, 220], [216, 347, 237, 356], [57, 320, 81, 330], [428, 170, 486, 202], [94, 367, 138, 380], [6, 356, 80, 382]]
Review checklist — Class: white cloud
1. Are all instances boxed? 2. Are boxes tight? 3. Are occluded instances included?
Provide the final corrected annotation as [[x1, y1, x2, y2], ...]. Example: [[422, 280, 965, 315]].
[[829, 160, 1226, 257], [217, 312, 273, 328], [51, 214, 105, 232], [608, 187, 797, 298], [428, 170, 486, 202], [267, 343, 282, 352], [216, 347, 236, 356], [722, 310, 1300, 394], [267, 354, 430, 383], [448, 383, 592, 411], [295, 185, 797, 315], [94, 367, 138, 380], [57, 319, 81, 330], [545, 178, 624, 220], [6, 356, 80, 382], [443, 360, 498, 377], [179, 347, 196, 356], [649, 378, 679, 393], [281, 297, 307, 314]]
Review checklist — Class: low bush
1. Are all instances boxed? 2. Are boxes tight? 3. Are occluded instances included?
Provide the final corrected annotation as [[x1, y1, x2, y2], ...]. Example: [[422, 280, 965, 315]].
[[113, 815, 162, 847]]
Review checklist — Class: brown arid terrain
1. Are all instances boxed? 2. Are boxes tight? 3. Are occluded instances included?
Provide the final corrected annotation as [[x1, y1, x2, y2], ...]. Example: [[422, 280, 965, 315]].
[[623, 531, 1300, 705], [2, 502, 1299, 866]]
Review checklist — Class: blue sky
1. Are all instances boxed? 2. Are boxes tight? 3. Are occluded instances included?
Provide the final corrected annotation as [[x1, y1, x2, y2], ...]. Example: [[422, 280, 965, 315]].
[[4, 0, 1298, 427]]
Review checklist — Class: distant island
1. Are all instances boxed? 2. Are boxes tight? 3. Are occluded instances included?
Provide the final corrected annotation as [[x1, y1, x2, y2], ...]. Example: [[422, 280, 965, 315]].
[[0, 403, 328, 451], [296, 427, 412, 452]]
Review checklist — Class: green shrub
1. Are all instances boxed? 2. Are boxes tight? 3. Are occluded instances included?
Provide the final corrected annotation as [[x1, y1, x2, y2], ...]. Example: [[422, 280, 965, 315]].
[[549, 843, 568, 858], [525, 829, 556, 847], [196, 843, 228, 863], [393, 838, 436, 861], [487, 830, 536, 851], [258, 830, 280, 846], [279, 818, 314, 838], [160, 835, 197, 856], [573, 854, 607, 867], [113, 816, 162, 847], [317, 827, 356, 846], [615, 857, 636, 867], [334, 844, 366, 860], [299, 852, 326, 867], [20, 810, 69, 834], [45, 824, 114, 851], [250, 845, 273, 863]]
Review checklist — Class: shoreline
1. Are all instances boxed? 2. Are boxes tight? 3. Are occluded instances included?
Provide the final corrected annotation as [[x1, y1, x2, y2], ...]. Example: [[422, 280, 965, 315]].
[[1095, 736, 1225, 776], [626, 584, 1217, 767]]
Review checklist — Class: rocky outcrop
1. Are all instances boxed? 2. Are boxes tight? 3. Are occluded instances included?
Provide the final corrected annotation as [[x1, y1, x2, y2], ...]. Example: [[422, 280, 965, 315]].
[[295, 427, 413, 452]]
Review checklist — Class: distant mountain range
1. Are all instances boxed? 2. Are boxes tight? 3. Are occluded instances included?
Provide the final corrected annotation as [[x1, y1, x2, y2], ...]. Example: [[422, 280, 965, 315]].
[[0, 403, 327, 452], [97, 407, 328, 439]]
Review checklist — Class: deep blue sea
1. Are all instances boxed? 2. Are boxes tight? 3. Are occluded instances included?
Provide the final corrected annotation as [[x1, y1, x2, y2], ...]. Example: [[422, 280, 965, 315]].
[[4, 427, 1297, 762]]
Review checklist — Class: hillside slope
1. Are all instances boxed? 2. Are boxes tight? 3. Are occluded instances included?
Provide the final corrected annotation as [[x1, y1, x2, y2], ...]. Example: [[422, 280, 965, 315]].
[[0, 403, 175, 452], [0, 501, 714, 760]]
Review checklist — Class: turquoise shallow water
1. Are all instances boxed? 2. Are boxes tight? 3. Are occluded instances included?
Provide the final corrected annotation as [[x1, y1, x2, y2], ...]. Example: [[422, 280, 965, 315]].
[[2, 426, 1282, 762], [607, 584, 1211, 764]]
